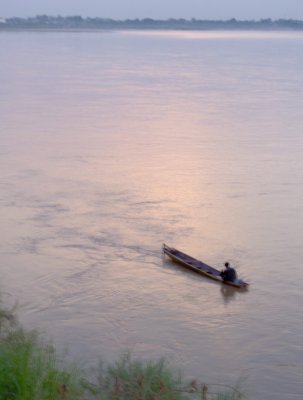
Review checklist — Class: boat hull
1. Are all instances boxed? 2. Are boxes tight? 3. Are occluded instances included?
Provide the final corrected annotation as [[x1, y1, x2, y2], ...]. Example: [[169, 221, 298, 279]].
[[163, 244, 248, 289]]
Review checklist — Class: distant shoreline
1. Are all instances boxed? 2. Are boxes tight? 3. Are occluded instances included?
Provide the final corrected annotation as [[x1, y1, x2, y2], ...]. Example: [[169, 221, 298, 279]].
[[1, 16, 303, 31], [2, 27, 303, 34]]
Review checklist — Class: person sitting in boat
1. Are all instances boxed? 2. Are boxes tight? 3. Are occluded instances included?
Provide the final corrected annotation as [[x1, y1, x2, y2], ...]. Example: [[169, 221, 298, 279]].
[[220, 262, 237, 283]]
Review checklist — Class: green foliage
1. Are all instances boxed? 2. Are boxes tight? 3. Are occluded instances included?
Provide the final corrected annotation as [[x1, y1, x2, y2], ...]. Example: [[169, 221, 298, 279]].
[[0, 302, 17, 335], [0, 307, 83, 400], [93, 352, 187, 399], [88, 352, 244, 400], [0, 301, 244, 400]]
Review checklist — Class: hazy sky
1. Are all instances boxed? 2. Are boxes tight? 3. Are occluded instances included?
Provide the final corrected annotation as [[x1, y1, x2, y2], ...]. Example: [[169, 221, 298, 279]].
[[1, 0, 303, 20]]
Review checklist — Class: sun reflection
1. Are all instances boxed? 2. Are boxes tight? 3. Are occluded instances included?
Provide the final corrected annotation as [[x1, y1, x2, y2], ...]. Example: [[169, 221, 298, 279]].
[[124, 29, 303, 41]]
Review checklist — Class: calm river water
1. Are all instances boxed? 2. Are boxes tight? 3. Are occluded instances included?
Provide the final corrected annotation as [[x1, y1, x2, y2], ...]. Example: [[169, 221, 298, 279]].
[[1, 30, 303, 399]]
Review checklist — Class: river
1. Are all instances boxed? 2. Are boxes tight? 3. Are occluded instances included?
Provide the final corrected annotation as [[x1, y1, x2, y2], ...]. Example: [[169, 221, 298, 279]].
[[1, 30, 303, 399]]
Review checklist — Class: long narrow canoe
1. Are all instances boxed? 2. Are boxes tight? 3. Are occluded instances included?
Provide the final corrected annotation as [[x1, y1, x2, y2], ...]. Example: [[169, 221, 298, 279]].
[[163, 243, 249, 288]]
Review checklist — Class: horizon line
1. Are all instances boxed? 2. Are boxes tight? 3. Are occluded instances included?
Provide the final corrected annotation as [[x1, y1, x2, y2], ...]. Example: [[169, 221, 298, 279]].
[[2, 16, 303, 22]]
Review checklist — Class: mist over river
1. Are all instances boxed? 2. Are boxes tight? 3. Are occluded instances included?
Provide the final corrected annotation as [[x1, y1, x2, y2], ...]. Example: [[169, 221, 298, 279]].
[[1, 30, 303, 399]]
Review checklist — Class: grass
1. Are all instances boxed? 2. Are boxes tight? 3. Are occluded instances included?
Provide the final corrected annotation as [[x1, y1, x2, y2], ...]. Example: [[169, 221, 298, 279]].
[[0, 329, 84, 400], [90, 353, 186, 399], [91, 353, 244, 399], [0, 301, 84, 400], [0, 300, 244, 400]]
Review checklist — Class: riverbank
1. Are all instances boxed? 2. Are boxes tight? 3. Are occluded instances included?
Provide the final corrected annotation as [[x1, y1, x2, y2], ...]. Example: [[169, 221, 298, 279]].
[[0, 299, 243, 399], [1, 16, 303, 31]]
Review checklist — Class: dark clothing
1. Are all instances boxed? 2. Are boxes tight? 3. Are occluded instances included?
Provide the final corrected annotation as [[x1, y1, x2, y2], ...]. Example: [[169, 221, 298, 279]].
[[220, 267, 237, 282]]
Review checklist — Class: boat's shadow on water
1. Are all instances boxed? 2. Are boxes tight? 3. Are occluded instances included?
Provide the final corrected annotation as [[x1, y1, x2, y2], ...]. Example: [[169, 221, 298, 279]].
[[162, 255, 249, 304], [221, 284, 249, 304]]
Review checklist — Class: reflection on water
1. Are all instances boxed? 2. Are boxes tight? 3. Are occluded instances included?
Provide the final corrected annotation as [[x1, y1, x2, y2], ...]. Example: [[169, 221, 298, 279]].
[[220, 285, 237, 304], [1, 30, 303, 400]]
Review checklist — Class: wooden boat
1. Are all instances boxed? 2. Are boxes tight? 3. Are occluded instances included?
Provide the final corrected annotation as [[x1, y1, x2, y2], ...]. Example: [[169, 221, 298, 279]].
[[163, 243, 249, 288]]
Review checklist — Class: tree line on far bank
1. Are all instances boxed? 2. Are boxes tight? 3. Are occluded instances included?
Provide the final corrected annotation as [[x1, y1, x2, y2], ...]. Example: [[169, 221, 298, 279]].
[[1, 15, 303, 30]]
